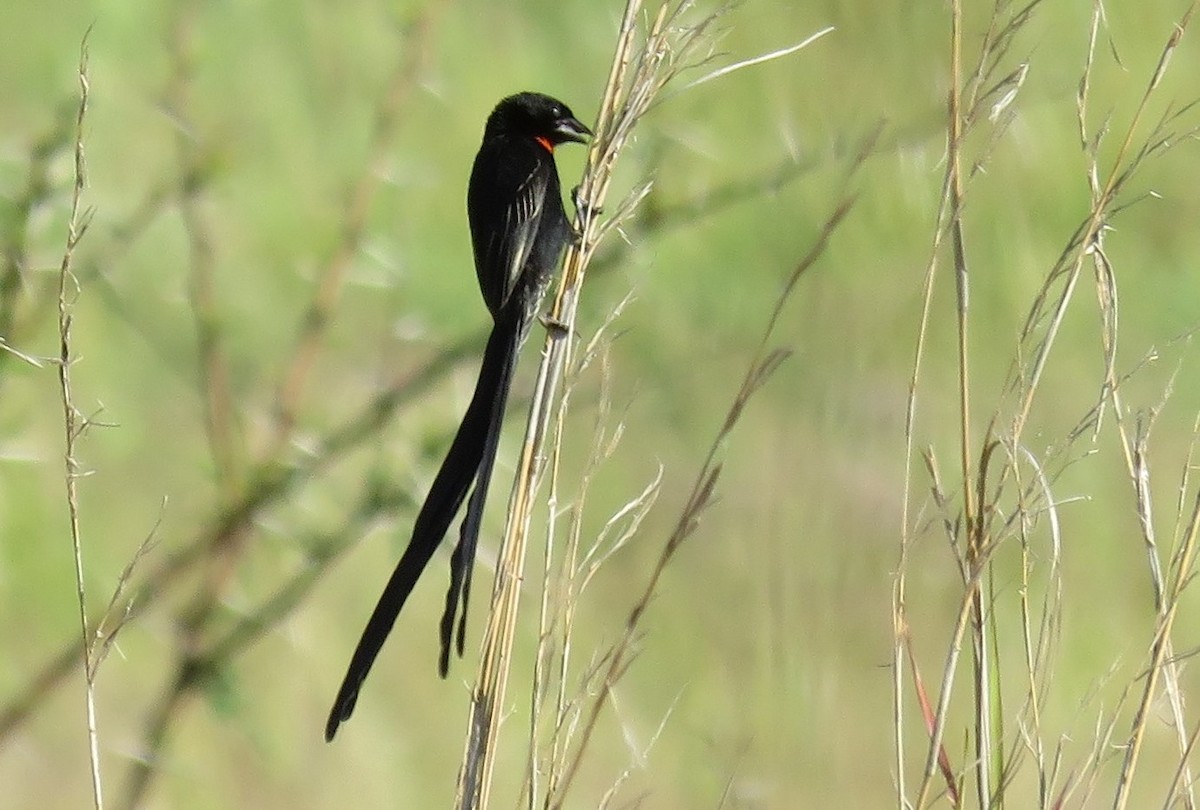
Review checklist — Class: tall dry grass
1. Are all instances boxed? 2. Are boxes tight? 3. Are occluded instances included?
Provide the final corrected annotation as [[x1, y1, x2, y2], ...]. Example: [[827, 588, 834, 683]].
[[895, 1, 1200, 808]]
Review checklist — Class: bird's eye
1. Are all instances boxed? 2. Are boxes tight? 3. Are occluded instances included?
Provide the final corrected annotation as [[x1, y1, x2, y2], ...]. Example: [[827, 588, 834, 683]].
[[551, 106, 563, 119]]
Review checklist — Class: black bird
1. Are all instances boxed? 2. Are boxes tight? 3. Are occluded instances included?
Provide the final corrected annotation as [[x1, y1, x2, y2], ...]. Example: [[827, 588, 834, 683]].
[[326, 92, 591, 741]]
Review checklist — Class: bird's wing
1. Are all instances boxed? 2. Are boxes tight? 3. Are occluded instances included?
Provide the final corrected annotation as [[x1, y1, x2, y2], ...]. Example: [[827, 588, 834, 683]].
[[474, 156, 551, 314]]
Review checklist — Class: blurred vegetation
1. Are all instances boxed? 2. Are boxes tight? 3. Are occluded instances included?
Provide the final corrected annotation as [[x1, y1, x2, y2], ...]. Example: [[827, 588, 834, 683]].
[[1, 0, 1199, 808]]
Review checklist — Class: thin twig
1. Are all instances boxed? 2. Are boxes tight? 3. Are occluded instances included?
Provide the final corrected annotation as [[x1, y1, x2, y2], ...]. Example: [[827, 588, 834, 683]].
[[0, 332, 474, 742], [265, 6, 443, 458], [56, 28, 103, 810], [168, 4, 241, 500]]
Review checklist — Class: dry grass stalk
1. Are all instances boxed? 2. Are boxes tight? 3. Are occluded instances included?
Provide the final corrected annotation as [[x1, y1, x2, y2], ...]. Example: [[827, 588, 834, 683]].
[[452, 1, 725, 806], [901, 1, 1047, 805], [535, 141, 864, 803], [899, 1, 1200, 808], [453, 1, 838, 805], [54, 29, 104, 810], [1080, 8, 1199, 809], [523, 295, 660, 809]]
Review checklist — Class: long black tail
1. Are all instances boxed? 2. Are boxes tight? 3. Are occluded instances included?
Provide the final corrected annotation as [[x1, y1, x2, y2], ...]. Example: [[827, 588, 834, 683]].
[[325, 319, 520, 741], [438, 318, 516, 674]]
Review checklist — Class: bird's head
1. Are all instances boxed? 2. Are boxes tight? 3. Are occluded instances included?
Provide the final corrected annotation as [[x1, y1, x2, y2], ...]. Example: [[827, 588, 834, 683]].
[[485, 92, 593, 152]]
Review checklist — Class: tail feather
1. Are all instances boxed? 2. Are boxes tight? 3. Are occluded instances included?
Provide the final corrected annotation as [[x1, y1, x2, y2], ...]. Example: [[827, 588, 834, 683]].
[[438, 327, 516, 675], [325, 321, 519, 741]]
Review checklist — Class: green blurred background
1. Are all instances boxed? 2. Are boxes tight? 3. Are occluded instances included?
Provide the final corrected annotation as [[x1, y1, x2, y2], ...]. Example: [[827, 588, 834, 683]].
[[2, 0, 1199, 807]]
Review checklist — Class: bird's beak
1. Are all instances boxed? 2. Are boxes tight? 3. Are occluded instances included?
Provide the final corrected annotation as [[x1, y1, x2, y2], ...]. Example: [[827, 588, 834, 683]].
[[554, 116, 593, 144]]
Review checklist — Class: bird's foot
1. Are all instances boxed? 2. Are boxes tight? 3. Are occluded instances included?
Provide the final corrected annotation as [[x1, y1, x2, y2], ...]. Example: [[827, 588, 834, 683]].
[[570, 186, 604, 247], [540, 313, 570, 338], [571, 185, 604, 220]]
